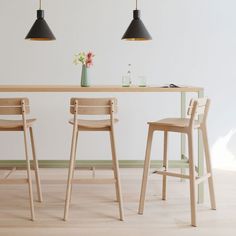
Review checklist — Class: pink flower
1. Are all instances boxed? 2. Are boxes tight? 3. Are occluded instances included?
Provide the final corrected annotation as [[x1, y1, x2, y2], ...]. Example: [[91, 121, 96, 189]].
[[87, 52, 94, 58], [85, 52, 95, 67]]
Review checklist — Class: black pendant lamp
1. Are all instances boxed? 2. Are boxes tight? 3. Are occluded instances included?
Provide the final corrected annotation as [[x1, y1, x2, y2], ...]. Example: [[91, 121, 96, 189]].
[[122, 0, 152, 41], [25, 0, 56, 41]]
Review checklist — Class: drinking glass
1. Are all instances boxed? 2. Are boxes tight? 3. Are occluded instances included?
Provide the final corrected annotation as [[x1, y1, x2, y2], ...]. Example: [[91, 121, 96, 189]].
[[138, 76, 147, 87]]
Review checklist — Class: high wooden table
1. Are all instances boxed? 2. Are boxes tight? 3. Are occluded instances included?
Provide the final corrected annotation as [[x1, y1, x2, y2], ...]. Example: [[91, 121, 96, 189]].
[[0, 85, 205, 203]]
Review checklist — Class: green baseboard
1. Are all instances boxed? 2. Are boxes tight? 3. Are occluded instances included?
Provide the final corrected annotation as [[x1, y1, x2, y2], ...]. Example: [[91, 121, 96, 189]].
[[0, 160, 189, 169]]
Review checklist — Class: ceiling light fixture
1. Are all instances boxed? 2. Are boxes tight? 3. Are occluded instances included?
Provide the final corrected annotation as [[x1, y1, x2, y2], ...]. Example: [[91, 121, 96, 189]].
[[122, 0, 152, 41], [25, 0, 56, 41]]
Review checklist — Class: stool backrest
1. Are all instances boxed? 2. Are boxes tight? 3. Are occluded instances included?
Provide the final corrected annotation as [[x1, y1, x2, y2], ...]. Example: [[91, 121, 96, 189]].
[[70, 98, 117, 116], [0, 98, 30, 115], [187, 98, 210, 127]]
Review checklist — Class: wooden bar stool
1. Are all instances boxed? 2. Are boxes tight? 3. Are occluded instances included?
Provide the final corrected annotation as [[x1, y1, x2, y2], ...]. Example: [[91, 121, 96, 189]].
[[63, 98, 124, 221], [0, 98, 43, 221], [138, 98, 216, 226]]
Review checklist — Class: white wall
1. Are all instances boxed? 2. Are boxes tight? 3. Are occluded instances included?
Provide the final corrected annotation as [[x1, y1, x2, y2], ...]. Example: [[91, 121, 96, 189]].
[[0, 0, 235, 164]]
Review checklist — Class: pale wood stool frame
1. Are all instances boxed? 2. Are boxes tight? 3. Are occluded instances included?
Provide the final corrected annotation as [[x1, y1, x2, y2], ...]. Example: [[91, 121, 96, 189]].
[[0, 85, 206, 204], [63, 98, 124, 221], [138, 98, 216, 227], [0, 98, 43, 221]]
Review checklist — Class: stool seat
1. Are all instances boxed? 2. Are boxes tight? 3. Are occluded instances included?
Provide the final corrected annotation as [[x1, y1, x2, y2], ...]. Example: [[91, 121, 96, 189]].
[[148, 118, 200, 129], [0, 118, 36, 129], [69, 118, 118, 129]]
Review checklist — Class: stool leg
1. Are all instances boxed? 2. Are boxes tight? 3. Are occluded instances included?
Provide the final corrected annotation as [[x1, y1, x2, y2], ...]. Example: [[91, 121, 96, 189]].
[[23, 127, 35, 221], [29, 127, 43, 203], [64, 125, 78, 221], [162, 131, 168, 200], [70, 129, 79, 204], [201, 126, 216, 210], [138, 126, 154, 214], [109, 128, 124, 221], [109, 131, 119, 203], [188, 131, 197, 227]]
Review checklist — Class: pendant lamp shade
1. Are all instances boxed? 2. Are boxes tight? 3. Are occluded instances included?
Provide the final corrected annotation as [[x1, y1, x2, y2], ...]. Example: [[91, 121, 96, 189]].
[[25, 1, 55, 41], [122, 9, 152, 41]]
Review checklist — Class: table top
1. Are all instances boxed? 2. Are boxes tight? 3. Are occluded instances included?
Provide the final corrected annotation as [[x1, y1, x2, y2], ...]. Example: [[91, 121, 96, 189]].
[[0, 85, 203, 93]]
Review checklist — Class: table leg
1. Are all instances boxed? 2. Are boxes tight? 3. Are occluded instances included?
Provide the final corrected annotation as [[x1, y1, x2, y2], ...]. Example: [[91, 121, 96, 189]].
[[181, 92, 187, 180], [198, 89, 204, 203]]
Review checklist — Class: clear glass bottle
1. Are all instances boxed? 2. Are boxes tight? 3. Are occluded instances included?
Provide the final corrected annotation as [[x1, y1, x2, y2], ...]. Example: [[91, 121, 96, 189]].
[[122, 64, 133, 87], [127, 64, 132, 86]]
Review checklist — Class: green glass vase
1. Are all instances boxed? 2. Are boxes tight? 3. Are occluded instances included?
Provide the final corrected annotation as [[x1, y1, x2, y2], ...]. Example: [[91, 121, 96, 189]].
[[81, 65, 90, 87]]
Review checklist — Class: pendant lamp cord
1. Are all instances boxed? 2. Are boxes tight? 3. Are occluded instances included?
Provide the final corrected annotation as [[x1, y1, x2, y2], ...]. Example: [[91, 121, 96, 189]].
[[136, 0, 138, 9], [39, 0, 42, 10]]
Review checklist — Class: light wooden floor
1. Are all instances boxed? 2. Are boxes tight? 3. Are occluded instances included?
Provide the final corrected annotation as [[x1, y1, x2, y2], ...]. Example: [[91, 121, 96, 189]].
[[0, 168, 235, 236]]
